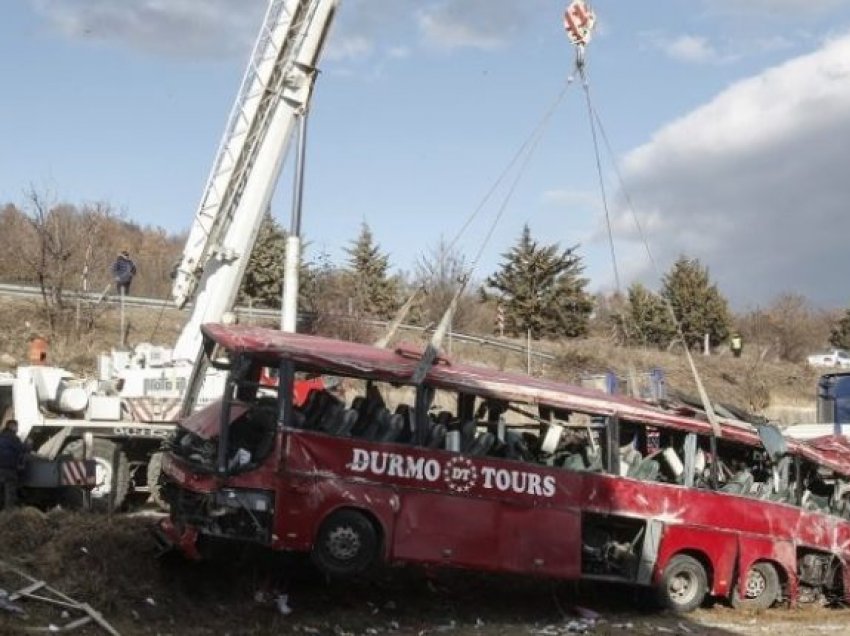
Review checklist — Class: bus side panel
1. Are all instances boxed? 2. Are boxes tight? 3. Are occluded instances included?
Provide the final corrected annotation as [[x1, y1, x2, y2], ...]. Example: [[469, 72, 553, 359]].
[[497, 503, 582, 578], [392, 492, 499, 570], [277, 433, 399, 554], [737, 535, 797, 601], [655, 525, 737, 597], [275, 473, 399, 554]]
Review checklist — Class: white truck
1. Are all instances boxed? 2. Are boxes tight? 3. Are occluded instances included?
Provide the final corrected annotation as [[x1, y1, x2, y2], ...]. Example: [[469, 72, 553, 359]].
[[0, 0, 339, 510], [806, 349, 850, 369]]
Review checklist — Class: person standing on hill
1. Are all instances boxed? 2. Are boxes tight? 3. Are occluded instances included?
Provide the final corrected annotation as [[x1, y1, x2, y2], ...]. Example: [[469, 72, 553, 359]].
[[111, 250, 137, 296], [0, 420, 25, 510]]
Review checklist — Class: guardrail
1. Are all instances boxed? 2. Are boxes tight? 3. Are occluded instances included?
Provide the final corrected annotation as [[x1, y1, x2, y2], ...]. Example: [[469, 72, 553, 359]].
[[0, 282, 556, 362]]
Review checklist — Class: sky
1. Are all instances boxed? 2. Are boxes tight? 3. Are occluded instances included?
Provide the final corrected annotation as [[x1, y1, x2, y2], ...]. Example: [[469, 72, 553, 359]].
[[3, 1, 850, 310]]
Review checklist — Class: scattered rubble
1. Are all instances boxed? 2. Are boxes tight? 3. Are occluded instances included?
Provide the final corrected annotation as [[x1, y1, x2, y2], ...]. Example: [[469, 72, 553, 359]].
[[0, 560, 119, 634]]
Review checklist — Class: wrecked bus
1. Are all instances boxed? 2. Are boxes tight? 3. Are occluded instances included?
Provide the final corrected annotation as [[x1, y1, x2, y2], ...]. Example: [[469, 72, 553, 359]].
[[157, 324, 850, 612]]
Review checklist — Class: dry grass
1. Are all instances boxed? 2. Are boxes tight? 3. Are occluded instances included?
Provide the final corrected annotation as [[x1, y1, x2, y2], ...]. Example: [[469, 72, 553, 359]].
[[0, 297, 821, 422]]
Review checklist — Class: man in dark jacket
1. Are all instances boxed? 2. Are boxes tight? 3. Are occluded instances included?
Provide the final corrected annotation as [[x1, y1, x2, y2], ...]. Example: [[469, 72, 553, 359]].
[[111, 250, 137, 295], [0, 420, 25, 509]]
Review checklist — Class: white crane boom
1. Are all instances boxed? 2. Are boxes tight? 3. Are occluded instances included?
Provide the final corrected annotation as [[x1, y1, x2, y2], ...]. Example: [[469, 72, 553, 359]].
[[171, 0, 338, 362]]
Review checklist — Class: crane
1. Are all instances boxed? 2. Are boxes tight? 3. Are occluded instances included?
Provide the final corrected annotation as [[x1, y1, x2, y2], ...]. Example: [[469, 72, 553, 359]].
[[0, 0, 340, 511], [173, 0, 338, 361]]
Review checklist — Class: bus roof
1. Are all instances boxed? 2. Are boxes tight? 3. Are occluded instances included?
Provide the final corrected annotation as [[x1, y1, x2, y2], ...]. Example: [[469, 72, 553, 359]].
[[202, 323, 850, 476]]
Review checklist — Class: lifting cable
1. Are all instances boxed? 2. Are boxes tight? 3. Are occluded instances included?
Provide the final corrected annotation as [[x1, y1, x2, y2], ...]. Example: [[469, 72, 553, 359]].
[[582, 77, 723, 439], [577, 57, 644, 397], [407, 64, 581, 380]]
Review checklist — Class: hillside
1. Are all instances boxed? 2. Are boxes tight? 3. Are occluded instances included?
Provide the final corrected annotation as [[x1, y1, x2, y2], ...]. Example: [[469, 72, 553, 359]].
[[0, 296, 821, 425]]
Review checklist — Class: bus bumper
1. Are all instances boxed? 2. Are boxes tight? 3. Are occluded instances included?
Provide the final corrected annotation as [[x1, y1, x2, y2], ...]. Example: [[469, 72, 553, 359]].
[[153, 517, 202, 561]]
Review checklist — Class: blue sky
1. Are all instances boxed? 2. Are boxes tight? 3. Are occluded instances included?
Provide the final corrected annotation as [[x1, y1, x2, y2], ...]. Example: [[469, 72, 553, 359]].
[[3, 1, 850, 309]]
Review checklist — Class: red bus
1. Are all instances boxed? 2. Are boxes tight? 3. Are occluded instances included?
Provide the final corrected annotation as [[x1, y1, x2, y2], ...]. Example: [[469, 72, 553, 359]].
[[157, 324, 850, 613]]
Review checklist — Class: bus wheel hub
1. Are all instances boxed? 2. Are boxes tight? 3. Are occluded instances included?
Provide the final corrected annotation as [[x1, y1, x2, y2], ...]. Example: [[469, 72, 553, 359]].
[[327, 526, 360, 561], [745, 570, 766, 598]]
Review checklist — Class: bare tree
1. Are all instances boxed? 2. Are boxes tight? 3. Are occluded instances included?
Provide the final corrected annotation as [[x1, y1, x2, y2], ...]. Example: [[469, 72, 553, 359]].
[[739, 293, 830, 363], [413, 236, 489, 332]]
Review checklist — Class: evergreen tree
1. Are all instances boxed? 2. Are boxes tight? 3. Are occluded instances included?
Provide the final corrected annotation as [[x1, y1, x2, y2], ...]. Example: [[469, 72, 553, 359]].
[[483, 224, 593, 339], [345, 222, 400, 320], [240, 211, 285, 308], [239, 211, 315, 310], [661, 256, 731, 349], [625, 282, 676, 348], [829, 307, 850, 349]]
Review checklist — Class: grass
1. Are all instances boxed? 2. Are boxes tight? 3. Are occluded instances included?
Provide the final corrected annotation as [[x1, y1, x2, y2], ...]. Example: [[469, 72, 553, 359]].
[[0, 297, 821, 424]]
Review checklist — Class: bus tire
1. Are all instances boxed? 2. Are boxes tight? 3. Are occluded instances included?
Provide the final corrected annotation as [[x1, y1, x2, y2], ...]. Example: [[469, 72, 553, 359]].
[[147, 452, 168, 511], [63, 438, 130, 512], [656, 554, 708, 613], [731, 561, 780, 610], [312, 509, 379, 577]]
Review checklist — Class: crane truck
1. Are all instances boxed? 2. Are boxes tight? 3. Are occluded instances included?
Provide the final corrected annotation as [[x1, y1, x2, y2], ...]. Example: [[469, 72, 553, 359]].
[[0, 0, 338, 511]]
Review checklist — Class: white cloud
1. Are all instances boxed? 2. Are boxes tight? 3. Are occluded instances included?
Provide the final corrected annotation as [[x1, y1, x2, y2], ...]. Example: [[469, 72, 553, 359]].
[[415, 0, 547, 51], [29, 0, 264, 58], [662, 35, 723, 64], [613, 33, 850, 307], [706, 0, 845, 17], [27, 0, 547, 61]]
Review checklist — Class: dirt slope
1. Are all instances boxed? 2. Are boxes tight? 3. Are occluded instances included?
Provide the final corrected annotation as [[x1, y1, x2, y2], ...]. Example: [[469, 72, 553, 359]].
[[0, 509, 848, 636]]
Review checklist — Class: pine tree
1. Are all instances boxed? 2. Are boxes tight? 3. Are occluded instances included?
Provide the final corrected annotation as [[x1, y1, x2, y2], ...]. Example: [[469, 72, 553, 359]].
[[239, 211, 285, 308], [345, 223, 400, 320], [829, 307, 850, 349], [661, 256, 731, 349], [239, 211, 314, 310], [625, 282, 676, 348], [483, 225, 593, 339]]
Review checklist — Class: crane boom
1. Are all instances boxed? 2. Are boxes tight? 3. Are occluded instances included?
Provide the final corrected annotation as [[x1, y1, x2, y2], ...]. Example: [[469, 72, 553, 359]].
[[171, 0, 338, 362]]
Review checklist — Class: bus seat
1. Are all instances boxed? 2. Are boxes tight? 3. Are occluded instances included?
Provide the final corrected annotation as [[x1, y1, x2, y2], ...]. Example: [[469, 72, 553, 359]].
[[433, 410, 453, 426], [332, 409, 358, 437], [721, 471, 754, 495], [305, 391, 339, 430], [561, 452, 587, 471], [317, 401, 345, 434], [633, 458, 660, 481], [426, 423, 447, 448], [459, 420, 478, 451], [377, 414, 405, 443], [298, 390, 320, 424], [349, 396, 366, 416], [467, 432, 495, 457], [622, 448, 643, 477], [503, 431, 531, 461], [394, 404, 415, 443], [357, 408, 389, 441]]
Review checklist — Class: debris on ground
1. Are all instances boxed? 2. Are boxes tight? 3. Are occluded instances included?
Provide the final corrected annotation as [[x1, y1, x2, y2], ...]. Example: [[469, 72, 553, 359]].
[[0, 560, 120, 634], [0, 509, 847, 635]]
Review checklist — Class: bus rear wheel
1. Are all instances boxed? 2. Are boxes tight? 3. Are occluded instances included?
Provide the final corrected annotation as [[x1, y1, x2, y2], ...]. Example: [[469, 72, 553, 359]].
[[656, 554, 708, 613], [731, 562, 780, 610], [312, 509, 379, 577]]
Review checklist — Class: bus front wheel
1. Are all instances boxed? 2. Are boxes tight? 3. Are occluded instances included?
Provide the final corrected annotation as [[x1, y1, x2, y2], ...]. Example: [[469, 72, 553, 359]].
[[656, 554, 708, 613], [312, 509, 379, 577]]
